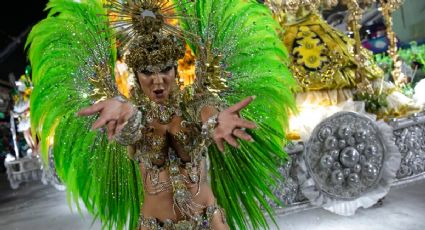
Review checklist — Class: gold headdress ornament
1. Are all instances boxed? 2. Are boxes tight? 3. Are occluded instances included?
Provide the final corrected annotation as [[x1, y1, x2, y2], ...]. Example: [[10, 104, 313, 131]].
[[106, 0, 190, 73], [106, 0, 228, 94], [126, 33, 185, 73]]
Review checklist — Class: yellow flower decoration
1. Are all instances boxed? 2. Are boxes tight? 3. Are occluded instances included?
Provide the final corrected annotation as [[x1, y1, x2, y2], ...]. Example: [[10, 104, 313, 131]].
[[297, 26, 315, 39], [293, 36, 328, 69]]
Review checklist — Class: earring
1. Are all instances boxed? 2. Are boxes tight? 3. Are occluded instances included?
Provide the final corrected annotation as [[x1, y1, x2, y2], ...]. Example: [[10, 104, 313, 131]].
[[175, 68, 185, 88]]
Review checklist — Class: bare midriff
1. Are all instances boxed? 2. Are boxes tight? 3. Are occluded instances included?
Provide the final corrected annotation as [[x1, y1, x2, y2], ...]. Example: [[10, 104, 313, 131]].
[[139, 159, 216, 221]]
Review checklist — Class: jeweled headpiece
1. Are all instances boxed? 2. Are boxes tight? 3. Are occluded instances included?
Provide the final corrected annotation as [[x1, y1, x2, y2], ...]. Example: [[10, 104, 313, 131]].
[[107, 0, 187, 73], [126, 33, 185, 73]]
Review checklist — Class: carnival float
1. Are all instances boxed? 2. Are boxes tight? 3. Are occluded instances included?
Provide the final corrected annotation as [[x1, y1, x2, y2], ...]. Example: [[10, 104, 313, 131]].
[[264, 0, 425, 216], [4, 67, 43, 189], [4, 67, 64, 190]]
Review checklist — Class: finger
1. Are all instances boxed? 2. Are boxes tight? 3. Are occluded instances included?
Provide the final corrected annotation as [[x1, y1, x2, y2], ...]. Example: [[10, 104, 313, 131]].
[[227, 96, 255, 113], [237, 110, 241, 118], [107, 120, 117, 140], [235, 119, 257, 129], [117, 110, 133, 127], [224, 135, 239, 148], [232, 129, 254, 142], [215, 138, 225, 153], [114, 110, 134, 135], [117, 115, 127, 129], [114, 121, 128, 137], [92, 116, 110, 130], [77, 101, 105, 116]]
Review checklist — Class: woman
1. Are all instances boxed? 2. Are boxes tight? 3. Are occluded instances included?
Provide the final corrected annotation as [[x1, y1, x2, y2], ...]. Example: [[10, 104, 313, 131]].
[[78, 64, 257, 229]]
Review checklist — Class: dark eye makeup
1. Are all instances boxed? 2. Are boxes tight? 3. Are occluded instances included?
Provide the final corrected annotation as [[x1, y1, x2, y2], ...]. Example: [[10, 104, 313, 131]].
[[140, 70, 154, 75], [139, 66, 173, 76], [161, 66, 173, 73]]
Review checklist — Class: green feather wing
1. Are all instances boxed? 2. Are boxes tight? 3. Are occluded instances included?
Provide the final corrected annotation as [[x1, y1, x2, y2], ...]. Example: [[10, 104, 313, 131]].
[[175, 0, 297, 229], [26, 0, 143, 229]]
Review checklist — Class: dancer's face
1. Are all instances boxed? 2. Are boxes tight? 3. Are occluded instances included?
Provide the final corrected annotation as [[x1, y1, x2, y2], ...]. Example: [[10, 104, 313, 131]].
[[137, 66, 176, 104]]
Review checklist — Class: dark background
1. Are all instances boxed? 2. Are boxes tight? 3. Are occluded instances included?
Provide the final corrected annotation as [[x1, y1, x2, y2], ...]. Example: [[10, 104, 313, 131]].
[[0, 0, 48, 83], [0, 1, 48, 163]]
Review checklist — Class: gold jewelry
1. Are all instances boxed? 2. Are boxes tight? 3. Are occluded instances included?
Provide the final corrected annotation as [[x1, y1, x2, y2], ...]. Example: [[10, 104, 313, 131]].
[[106, 0, 188, 74], [138, 204, 226, 229], [114, 110, 143, 146], [140, 92, 182, 124], [202, 113, 219, 139]]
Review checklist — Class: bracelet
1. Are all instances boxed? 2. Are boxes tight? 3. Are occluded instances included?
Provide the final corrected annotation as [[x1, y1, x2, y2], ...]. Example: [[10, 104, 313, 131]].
[[114, 110, 144, 145], [113, 95, 128, 103], [202, 113, 219, 139], [113, 95, 141, 123]]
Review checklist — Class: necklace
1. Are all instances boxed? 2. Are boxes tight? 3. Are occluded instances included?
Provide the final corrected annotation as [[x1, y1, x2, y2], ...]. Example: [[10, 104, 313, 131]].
[[140, 89, 183, 124]]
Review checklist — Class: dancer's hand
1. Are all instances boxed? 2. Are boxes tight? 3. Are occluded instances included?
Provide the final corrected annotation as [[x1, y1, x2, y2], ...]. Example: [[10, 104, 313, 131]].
[[213, 96, 257, 152], [77, 98, 135, 140]]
